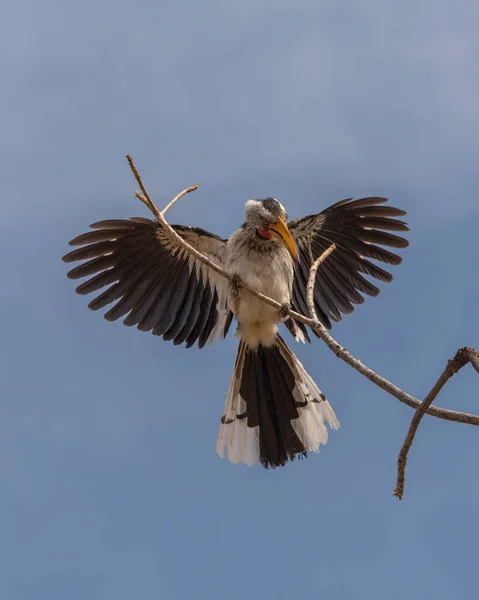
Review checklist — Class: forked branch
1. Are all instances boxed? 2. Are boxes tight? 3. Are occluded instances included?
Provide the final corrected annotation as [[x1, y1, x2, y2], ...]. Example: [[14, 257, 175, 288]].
[[126, 155, 478, 500], [393, 347, 479, 500]]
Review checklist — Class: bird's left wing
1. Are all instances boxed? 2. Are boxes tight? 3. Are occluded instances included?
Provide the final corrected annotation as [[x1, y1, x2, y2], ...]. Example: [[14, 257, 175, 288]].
[[63, 217, 230, 348], [288, 197, 409, 329]]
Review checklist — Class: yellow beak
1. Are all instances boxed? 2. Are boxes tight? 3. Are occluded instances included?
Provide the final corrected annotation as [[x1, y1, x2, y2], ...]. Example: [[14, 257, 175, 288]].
[[270, 217, 298, 267]]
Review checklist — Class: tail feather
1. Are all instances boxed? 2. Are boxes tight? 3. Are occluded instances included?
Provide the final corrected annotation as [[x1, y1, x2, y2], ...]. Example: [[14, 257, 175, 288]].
[[216, 335, 339, 468], [218, 343, 259, 465], [276, 335, 339, 447]]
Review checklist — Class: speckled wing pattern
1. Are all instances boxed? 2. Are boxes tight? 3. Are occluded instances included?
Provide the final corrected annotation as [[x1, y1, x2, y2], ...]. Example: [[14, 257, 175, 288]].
[[288, 197, 409, 329], [62, 217, 229, 348]]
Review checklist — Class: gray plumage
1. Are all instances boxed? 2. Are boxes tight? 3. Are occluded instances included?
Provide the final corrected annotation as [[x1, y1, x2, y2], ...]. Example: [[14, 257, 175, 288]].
[[63, 196, 409, 468]]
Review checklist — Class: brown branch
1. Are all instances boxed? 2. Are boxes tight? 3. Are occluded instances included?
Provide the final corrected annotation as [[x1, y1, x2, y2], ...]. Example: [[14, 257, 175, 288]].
[[125, 154, 479, 497], [126, 155, 151, 206], [306, 244, 336, 320], [311, 328, 479, 426], [394, 347, 479, 500], [126, 155, 199, 218], [161, 184, 199, 216]]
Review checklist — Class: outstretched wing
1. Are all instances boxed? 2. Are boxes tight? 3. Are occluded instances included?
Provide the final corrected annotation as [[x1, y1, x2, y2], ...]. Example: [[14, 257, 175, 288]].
[[63, 217, 230, 348], [289, 197, 409, 329]]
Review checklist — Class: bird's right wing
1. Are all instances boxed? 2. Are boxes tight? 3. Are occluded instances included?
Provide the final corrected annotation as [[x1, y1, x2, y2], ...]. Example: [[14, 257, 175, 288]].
[[63, 217, 231, 348], [288, 197, 409, 329]]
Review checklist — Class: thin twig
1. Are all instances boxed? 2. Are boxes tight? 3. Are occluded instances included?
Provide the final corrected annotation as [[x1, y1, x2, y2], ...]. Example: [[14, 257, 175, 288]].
[[394, 347, 479, 500], [161, 184, 199, 216], [125, 155, 479, 435], [126, 155, 151, 206], [126, 155, 199, 218], [306, 244, 336, 320], [311, 327, 479, 426]]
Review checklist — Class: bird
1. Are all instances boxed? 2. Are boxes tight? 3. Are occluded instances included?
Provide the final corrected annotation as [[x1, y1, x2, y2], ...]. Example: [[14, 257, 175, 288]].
[[63, 196, 409, 469]]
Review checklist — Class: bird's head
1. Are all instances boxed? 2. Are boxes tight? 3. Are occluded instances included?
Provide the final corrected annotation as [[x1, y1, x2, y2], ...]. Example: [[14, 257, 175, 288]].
[[244, 197, 298, 267]]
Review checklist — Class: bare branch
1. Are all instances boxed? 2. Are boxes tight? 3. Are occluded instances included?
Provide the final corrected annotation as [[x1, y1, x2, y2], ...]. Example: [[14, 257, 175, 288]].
[[394, 347, 479, 500], [126, 155, 199, 217], [125, 155, 479, 484], [310, 327, 479, 426], [306, 244, 336, 320], [301, 252, 479, 428], [126, 154, 152, 208], [161, 184, 199, 216]]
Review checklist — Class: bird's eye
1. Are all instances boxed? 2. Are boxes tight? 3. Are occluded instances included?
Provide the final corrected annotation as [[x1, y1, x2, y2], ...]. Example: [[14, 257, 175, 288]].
[[261, 217, 270, 229]]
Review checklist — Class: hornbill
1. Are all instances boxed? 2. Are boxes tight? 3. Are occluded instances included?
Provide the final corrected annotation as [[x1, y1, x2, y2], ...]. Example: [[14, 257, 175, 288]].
[[63, 196, 409, 468]]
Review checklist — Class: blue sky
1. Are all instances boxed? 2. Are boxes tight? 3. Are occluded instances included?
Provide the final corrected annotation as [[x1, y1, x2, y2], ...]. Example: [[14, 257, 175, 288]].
[[2, 0, 479, 598]]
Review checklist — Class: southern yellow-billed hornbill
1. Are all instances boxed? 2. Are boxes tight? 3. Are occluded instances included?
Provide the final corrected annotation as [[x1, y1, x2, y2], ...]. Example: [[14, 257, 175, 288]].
[[63, 196, 408, 468]]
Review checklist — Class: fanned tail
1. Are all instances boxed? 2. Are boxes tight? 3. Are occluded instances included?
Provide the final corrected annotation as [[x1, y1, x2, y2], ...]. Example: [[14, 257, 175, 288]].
[[216, 335, 339, 468]]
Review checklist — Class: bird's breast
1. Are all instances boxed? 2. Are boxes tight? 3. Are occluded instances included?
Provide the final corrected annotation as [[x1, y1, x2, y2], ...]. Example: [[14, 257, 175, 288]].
[[224, 234, 294, 347], [225, 236, 294, 301]]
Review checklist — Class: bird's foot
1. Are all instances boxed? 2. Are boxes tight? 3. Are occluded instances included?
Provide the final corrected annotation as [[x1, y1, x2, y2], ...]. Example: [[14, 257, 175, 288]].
[[230, 274, 244, 294], [278, 303, 291, 321], [230, 274, 244, 313]]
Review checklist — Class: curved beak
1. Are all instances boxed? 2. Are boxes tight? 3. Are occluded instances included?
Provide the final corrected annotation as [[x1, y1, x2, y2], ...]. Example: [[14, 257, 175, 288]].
[[270, 217, 298, 267]]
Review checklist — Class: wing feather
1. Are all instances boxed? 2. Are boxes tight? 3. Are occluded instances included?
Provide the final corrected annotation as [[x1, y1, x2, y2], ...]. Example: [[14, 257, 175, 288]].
[[163, 268, 200, 341], [198, 289, 221, 349], [289, 197, 408, 329], [63, 217, 228, 348]]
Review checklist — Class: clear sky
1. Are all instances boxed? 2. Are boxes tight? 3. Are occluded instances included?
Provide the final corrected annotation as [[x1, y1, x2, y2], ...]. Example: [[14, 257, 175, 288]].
[[2, 0, 479, 598]]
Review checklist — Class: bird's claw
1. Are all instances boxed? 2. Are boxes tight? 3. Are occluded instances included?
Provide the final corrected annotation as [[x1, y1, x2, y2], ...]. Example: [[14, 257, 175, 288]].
[[230, 274, 244, 314], [230, 274, 244, 294], [278, 303, 291, 321]]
